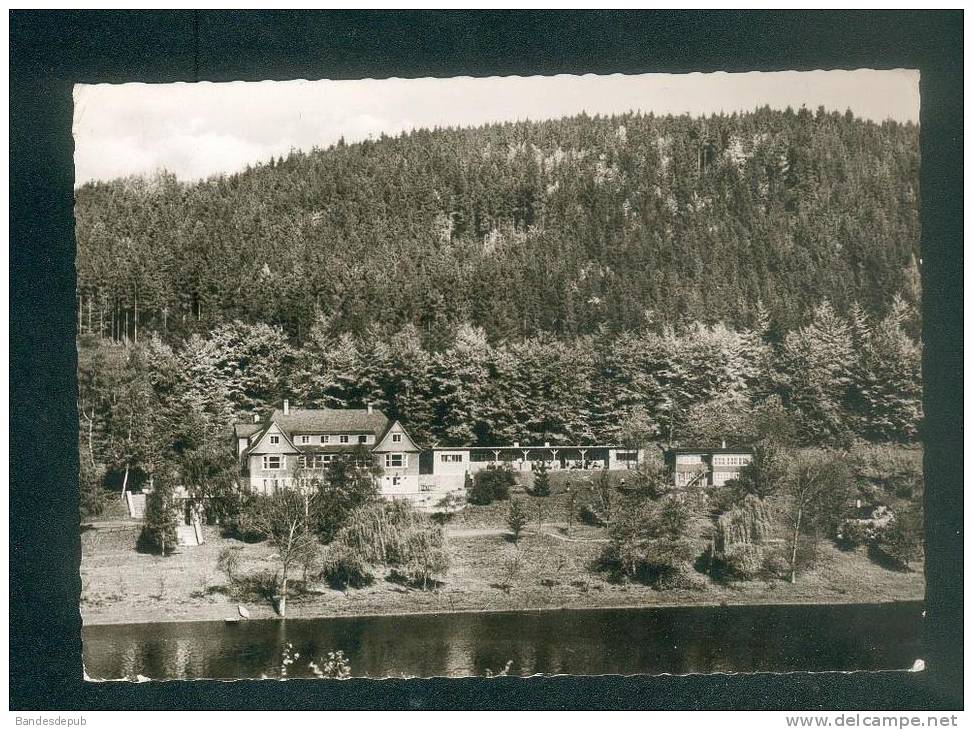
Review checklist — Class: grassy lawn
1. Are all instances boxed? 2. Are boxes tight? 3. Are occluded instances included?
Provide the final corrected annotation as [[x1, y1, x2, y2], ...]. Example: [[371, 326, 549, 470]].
[[81, 491, 924, 626]]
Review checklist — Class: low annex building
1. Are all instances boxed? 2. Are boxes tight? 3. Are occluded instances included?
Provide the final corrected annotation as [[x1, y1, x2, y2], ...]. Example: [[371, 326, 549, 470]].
[[235, 400, 420, 497]]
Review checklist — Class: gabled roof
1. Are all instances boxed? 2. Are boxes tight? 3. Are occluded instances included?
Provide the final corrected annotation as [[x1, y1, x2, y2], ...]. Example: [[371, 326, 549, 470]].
[[233, 423, 262, 439], [669, 446, 755, 455], [245, 407, 393, 456], [267, 407, 390, 437]]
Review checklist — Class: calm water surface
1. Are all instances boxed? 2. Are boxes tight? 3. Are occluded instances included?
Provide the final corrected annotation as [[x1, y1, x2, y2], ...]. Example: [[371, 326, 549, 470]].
[[83, 601, 923, 679]]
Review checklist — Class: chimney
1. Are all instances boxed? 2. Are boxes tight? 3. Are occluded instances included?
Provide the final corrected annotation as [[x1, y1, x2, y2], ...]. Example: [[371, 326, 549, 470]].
[[253, 413, 260, 423], [513, 441, 519, 448], [283, 399, 289, 415], [366, 402, 373, 415], [721, 439, 726, 449]]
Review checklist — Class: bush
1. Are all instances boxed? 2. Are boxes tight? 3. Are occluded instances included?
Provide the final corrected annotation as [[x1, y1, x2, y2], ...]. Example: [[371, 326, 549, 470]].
[[223, 488, 267, 542], [469, 465, 515, 505], [872, 509, 923, 570], [598, 493, 708, 587], [334, 501, 424, 565], [762, 549, 792, 580], [719, 543, 765, 580], [79, 460, 109, 520], [835, 519, 875, 549], [655, 562, 709, 591], [138, 483, 179, 555], [391, 528, 450, 589], [321, 544, 374, 589], [312, 447, 381, 541], [578, 502, 608, 527], [330, 501, 449, 589], [217, 546, 244, 583]]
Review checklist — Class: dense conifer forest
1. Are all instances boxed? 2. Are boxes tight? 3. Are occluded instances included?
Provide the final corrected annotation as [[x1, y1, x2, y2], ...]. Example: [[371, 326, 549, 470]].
[[75, 107, 923, 493], [76, 107, 920, 342]]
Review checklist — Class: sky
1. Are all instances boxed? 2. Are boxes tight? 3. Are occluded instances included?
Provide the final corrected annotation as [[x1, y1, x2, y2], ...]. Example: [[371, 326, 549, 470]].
[[73, 69, 920, 185]]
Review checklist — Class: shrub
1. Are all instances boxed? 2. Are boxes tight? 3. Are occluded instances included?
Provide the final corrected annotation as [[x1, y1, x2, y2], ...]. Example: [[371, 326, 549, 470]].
[[138, 483, 179, 555], [217, 546, 244, 583], [578, 502, 607, 527], [321, 544, 374, 589], [598, 493, 708, 587], [224, 488, 267, 542], [731, 442, 790, 501], [873, 509, 923, 570], [433, 492, 462, 517], [469, 465, 515, 505], [79, 460, 109, 520], [762, 549, 792, 580], [494, 547, 523, 593], [331, 501, 449, 589], [312, 447, 382, 541], [334, 501, 424, 565], [392, 528, 450, 590], [835, 519, 874, 549], [719, 543, 765, 580], [711, 494, 777, 579]]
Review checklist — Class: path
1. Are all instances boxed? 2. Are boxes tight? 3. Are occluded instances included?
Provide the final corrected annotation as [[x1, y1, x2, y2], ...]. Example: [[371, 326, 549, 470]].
[[447, 523, 609, 544]]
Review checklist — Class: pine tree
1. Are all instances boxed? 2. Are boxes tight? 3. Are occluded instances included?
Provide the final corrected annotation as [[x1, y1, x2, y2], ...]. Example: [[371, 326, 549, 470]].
[[530, 461, 551, 497], [777, 300, 855, 443], [139, 480, 179, 555]]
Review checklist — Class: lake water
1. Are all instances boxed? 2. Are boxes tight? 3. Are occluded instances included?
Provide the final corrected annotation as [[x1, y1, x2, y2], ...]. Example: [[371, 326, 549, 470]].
[[83, 601, 923, 679]]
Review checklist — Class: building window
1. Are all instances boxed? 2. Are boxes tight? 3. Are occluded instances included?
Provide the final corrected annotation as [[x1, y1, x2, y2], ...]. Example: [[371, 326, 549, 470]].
[[441, 454, 463, 463], [262, 455, 282, 470], [392, 476, 401, 486], [385, 453, 405, 468], [269, 435, 280, 445], [320, 435, 329, 444], [300, 435, 309, 444], [358, 434, 367, 444], [340, 435, 349, 444], [392, 433, 402, 443]]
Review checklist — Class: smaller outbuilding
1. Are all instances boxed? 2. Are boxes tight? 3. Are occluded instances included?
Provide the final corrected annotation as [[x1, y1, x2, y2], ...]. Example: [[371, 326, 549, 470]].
[[666, 443, 754, 487]]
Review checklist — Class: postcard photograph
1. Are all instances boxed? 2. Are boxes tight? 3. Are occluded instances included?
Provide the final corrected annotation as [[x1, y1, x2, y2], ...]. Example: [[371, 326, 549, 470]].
[[74, 69, 925, 680]]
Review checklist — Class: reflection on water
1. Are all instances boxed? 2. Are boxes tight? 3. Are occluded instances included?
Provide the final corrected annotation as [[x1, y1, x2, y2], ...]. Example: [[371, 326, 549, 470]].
[[83, 601, 923, 679]]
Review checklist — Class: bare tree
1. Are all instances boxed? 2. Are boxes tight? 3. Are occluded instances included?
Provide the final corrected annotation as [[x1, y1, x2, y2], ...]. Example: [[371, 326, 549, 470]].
[[248, 491, 318, 617], [785, 452, 854, 583]]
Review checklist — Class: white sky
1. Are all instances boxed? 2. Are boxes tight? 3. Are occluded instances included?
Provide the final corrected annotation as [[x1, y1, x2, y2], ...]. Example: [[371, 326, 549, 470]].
[[73, 69, 919, 184]]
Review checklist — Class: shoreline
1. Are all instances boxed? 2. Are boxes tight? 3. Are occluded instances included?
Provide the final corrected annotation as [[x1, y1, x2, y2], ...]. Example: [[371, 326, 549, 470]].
[[81, 593, 925, 628], [82, 508, 925, 631]]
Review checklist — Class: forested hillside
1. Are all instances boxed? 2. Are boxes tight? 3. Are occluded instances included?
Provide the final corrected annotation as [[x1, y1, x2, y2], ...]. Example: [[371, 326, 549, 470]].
[[76, 107, 920, 343], [76, 107, 923, 497]]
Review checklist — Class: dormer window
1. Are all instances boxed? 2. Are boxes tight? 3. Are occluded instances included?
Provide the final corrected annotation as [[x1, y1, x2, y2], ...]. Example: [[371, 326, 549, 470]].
[[392, 433, 402, 443], [320, 435, 329, 444], [269, 435, 280, 445], [358, 434, 367, 444], [340, 435, 349, 444], [300, 435, 309, 444]]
